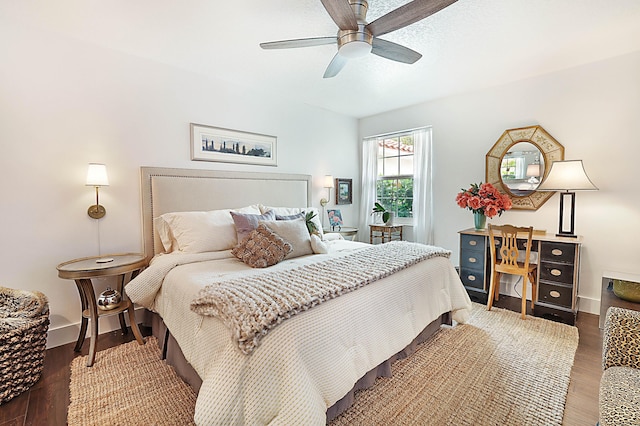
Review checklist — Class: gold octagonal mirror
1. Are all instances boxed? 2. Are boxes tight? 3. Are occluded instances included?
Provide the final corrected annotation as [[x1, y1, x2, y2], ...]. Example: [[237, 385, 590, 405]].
[[486, 125, 564, 210]]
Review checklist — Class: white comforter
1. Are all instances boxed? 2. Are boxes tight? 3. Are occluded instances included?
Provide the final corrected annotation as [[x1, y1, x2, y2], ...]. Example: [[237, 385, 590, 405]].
[[126, 240, 472, 425]]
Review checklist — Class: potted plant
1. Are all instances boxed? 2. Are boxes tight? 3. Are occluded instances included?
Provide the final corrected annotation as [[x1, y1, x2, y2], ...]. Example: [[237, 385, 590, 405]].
[[371, 202, 393, 225], [305, 211, 320, 235]]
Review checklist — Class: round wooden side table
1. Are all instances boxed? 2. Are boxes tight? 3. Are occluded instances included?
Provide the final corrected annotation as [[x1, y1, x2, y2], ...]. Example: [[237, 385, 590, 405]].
[[57, 253, 148, 367]]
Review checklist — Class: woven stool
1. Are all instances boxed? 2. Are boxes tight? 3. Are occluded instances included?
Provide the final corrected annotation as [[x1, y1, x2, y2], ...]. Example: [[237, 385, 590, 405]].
[[0, 286, 49, 404]]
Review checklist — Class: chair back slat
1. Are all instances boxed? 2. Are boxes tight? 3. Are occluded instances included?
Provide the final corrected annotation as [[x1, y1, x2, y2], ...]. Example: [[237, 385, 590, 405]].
[[488, 224, 534, 272]]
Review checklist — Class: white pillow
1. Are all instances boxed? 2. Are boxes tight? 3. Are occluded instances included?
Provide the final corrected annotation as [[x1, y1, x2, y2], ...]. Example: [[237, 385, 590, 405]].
[[154, 216, 176, 253], [259, 205, 324, 239], [159, 205, 261, 253], [310, 234, 328, 254], [323, 232, 345, 242], [260, 218, 313, 259]]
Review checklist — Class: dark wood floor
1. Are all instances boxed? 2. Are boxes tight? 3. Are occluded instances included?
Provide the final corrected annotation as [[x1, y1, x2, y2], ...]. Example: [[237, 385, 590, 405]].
[[491, 297, 603, 425], [0, 303, 602, 426], [0, 326, 151, 426]]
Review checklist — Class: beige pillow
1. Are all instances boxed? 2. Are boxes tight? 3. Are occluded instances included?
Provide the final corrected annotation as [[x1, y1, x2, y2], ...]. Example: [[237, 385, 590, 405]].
[[261, 218, 313, 259], [231, 224, 293, 268], [159, 205, 261, 253], [260, 206, 324, 239], [154, 216, 177, 253]]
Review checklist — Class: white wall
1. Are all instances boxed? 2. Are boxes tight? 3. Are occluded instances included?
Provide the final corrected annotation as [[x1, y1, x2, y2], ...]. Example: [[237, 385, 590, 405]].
[[0, 21, 360, 347], [360, 50, 640, 314]]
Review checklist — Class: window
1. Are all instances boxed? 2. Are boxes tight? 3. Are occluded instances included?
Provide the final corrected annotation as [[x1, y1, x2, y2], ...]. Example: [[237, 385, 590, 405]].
[[375, 132, 414, 220]]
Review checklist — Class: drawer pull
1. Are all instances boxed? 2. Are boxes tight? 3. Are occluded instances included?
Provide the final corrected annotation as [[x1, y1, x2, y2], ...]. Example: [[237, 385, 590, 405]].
[[551, 248, 563, 256], [467, 275, 476, 281], [469, 257, 477, 263], [549, 290, 561, 298], [469, 240, 477, 246], [551, 269, 562, 277]]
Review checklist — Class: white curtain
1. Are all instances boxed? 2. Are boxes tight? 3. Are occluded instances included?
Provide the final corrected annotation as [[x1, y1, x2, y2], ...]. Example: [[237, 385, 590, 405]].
[[412, 127, 433, 244], [515, 157, 526, 179], [358, 138, 378, 242]]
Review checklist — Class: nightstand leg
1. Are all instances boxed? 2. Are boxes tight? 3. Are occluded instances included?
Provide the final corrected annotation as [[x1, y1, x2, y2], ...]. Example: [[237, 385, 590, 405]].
[[77, 278, 99, 367], [126, 301, 145, 345], [118, 313, 128, 335], [116, 274, 129, 334], [73, 280, 88, 352]]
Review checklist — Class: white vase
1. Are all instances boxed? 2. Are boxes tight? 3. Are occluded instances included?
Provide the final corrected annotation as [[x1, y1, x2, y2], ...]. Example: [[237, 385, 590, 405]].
[[384, 212, 394, 226]]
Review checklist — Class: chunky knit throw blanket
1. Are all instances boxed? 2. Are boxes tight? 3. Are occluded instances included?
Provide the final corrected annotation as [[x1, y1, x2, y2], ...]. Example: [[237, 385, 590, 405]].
[[191, 241, 451, 354]]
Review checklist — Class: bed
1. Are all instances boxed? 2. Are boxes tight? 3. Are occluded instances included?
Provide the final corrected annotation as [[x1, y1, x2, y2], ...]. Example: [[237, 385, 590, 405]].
[[126, 166, 472, 425]]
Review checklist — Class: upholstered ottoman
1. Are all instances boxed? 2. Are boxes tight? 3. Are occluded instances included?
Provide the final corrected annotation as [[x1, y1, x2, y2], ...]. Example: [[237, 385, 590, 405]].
[[0, 286, 49, 404], [599, 307, 640, 425]]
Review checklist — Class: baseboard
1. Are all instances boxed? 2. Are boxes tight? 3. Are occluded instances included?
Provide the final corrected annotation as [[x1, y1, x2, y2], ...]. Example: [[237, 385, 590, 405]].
[[577, 296, 600, 315], [46, 306, 146, 349]]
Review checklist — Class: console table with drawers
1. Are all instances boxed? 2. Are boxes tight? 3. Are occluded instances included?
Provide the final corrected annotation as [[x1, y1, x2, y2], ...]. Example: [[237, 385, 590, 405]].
[[458, 228, 583, 325]]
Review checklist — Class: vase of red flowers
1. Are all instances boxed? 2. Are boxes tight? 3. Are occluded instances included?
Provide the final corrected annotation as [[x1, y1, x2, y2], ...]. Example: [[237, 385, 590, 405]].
[[456, 182, 512, 230]]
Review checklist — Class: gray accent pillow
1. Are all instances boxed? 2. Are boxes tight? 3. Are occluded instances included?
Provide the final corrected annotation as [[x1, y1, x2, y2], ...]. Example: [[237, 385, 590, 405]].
[[275, 212, 305, 221], [230, 210, 276, 244]]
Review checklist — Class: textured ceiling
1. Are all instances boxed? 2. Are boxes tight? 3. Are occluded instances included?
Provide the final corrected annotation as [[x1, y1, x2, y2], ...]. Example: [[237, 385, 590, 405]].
[[8, 0, 640, 118]]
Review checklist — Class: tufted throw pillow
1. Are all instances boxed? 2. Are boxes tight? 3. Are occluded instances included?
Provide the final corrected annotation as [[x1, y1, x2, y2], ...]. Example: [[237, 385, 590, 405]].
[[230, 210, 276, 244], [231, 224, 293, 268]]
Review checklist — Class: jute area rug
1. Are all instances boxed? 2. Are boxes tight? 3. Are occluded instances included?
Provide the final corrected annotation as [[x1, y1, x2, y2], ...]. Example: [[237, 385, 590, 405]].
[[68, 303, 579, 425]]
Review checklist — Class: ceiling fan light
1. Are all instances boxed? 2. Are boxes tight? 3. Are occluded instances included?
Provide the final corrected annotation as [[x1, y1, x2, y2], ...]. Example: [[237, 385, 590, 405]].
[[339, 40, 372, 59]]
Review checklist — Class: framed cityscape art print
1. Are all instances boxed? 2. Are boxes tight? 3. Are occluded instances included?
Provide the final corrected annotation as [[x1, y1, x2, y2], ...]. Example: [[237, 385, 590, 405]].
[[190, 123, 277, 166]]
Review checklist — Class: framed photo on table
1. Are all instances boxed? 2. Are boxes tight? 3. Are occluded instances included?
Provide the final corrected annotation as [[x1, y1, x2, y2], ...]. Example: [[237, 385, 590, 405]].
[[335, 178, 352, 205], [190, 123, 277, 166], [327, 209, 343, 230]]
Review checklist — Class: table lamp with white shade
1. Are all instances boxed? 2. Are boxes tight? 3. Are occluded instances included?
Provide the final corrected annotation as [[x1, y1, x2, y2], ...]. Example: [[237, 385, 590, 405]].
[[537, 160, 597, 237]]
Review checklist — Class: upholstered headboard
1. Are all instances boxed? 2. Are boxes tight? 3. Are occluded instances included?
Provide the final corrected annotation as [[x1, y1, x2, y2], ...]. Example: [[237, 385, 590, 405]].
[[140, 167, 312, 260]]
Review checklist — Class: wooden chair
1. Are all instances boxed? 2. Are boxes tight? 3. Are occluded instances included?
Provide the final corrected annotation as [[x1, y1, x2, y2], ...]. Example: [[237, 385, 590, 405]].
[[487, 224, 538, 320]]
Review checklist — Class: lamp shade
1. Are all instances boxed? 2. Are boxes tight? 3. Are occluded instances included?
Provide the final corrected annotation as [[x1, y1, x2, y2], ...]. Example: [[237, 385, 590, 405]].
[[86, 163, 109, 186], [323, 175, 335, 189], [526, 164, 541, 177], [537, 160, 597, 191]]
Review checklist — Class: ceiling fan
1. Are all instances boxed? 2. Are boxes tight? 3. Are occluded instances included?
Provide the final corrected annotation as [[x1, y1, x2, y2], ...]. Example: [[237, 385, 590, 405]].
[[260, 0, 458, 78]]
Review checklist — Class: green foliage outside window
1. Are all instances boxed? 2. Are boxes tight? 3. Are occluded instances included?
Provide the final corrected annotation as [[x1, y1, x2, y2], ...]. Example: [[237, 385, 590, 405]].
[[376, 178, 413, 218]]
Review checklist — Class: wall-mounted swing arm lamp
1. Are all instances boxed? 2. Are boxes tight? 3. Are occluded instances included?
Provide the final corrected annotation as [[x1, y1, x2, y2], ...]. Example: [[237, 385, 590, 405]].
[[537, 160, 597, 238], [319, 175, 334, 229], [86, 163, 109, 219], [319, 175, 334, 207]]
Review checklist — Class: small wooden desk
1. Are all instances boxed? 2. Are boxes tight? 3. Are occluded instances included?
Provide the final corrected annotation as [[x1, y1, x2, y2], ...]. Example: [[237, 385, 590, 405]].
[[370, 224, 403, 244], [459, 228, 582, 325], [57, 253, 147, 366]]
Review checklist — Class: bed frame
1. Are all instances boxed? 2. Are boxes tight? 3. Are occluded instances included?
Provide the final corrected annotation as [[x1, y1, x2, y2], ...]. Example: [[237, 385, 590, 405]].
[[140, 167, 311, 260], [138, 166, 451, 422]]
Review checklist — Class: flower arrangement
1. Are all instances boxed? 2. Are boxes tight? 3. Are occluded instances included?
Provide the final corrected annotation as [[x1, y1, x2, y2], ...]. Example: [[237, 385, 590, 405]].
[[455, 182, 512, 218]]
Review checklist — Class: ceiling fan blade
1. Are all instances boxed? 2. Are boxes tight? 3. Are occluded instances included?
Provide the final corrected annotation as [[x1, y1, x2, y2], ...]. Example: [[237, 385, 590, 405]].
[[260, 36, 337, 50], [371, 38, 422, 64], [320, 0, 358, 30], [323, 52, 348, 78], [366, 0, 458, 37]]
